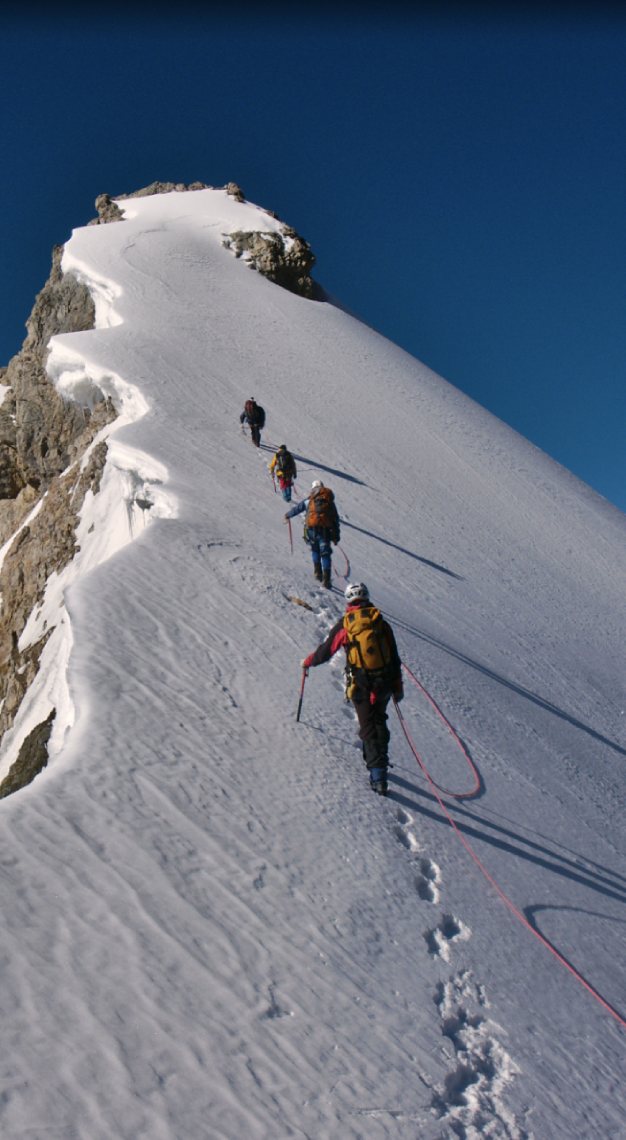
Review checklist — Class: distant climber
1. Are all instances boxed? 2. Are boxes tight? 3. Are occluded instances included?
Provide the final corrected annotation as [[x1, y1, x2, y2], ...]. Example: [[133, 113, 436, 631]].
[[285, 479, 340, 588], [300, 582, 403, 795], [269, 444, 297, 501], [240, 397, 265, 447]]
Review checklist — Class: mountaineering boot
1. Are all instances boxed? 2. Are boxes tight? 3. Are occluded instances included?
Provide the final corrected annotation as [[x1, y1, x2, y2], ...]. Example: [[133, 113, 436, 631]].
[[369, 767, 388, 796], [322, 569, 332, 589], [313, 566, 323, 581]]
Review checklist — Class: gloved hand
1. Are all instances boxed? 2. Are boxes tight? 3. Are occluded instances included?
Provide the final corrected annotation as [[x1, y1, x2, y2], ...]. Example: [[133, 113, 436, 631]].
[[394, 685, 404, 704], [301, 656, 313, 669]]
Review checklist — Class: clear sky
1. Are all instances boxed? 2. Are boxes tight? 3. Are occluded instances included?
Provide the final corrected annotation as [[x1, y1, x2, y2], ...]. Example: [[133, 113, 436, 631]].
[[2, 2, 625, 514]]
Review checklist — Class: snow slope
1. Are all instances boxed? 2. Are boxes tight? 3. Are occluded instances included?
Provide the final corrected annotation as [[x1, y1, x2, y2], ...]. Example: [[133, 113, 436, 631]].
[[0, 187, 624, 1140]]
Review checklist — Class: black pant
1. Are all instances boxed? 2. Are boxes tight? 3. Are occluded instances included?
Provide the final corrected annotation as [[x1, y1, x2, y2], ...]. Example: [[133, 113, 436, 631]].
[[352, 687, 392, 770], [250, 423, 261, 446]]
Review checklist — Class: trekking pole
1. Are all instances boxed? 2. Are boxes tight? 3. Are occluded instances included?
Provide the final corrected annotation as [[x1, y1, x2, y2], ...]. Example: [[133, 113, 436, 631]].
[[287, 517, 293, 554], [296, 667, 308, 722]]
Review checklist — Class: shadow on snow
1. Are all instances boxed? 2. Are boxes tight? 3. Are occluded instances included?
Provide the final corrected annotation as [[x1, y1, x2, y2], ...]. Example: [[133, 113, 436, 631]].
[[389, 771, 626, 905], [341, 519, 463, 580], [383, 610, 626, 760], [260, 442, 366, 487]]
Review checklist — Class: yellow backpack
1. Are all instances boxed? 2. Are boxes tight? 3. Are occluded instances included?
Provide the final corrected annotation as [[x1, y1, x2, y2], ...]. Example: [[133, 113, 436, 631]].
[[343, 606, 392, 673]]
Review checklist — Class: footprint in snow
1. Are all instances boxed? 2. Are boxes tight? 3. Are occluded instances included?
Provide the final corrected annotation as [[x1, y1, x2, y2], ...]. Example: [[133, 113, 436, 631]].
[[425, 914, 471, 962], [394, 806, 421, 853], [415, 857, 442, 904], [432, 971, 524, 1137]]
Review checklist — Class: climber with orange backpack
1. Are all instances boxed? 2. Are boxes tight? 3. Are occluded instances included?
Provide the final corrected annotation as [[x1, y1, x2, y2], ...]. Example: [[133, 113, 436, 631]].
[[300, 582, 403, 795], [284, 479, 340, 588]]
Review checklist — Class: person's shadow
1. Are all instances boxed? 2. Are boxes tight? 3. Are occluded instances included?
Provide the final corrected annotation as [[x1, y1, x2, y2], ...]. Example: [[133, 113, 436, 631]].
[[388, 768, 626, 904], [260, 444, 366, 487], [341, 519, 463, 580]]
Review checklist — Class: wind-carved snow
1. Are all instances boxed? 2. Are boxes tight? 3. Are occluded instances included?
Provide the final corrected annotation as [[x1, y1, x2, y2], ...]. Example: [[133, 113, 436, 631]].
[[0, 278, 178, 782], [61, 256, 124, 328], [0, 186, 624, 1140], [47, 338, 149, 420]]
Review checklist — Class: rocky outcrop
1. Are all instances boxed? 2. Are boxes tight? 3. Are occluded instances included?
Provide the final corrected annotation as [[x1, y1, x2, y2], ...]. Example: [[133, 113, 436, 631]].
[[0, 230, 115, 794], [0, 440, 108, 754], [0, 243, 114, 518], [89, 181, 321, 300], [222, 227, 320, 299], [90, 181, 212, 225], [0, 709, 56, 799]]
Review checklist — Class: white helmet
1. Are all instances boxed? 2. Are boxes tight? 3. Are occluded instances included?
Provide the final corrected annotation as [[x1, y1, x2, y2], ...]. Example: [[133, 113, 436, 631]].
[[311, 479, 323, 491], [345, 582, 369, 603]]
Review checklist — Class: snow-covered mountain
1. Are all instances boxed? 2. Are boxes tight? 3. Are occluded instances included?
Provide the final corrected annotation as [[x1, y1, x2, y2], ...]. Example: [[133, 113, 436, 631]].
[[0, 186, 624, 1139]]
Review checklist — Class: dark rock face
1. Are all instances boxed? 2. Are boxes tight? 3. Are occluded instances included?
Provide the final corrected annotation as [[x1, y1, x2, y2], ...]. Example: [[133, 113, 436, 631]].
[[0, 709, 56, 799], [0, 441, 109, 764], [0, 243, 112, 508], [0, 226, 115, 793]]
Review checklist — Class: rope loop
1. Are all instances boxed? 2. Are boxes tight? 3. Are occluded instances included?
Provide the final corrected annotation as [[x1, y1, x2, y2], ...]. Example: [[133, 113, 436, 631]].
[[394, 670, 626, 1030], [399, 662, 481, 799]]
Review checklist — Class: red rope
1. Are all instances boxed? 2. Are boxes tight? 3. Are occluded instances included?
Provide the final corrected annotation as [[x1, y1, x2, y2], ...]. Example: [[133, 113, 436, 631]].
[[393, 690, 626, 1030], [333, 544, 350, 581], [399, 663, 481, 799]]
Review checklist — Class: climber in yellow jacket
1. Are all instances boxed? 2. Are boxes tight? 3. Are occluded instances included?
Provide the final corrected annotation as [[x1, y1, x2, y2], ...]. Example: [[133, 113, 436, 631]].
[[268, 444, 297, 502]]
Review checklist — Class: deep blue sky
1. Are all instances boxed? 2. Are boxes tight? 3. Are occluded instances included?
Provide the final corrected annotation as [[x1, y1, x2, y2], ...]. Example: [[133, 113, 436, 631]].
[[2, 4, 625, 514]]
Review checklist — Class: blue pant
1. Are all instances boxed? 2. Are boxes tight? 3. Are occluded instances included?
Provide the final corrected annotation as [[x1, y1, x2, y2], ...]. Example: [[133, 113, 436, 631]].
[[307, 527, 332, 572]]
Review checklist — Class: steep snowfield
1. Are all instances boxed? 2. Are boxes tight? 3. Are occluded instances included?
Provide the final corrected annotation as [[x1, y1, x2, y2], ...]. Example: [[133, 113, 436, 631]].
[[0, 188, 624, 1139]]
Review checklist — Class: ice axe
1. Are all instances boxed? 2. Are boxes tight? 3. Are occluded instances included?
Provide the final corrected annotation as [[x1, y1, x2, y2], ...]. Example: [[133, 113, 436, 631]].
[[296, 667, 308, 722]]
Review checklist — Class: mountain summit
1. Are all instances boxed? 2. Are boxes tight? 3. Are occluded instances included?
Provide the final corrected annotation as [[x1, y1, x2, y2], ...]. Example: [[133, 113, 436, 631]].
[[0, 184, 624, 1139]]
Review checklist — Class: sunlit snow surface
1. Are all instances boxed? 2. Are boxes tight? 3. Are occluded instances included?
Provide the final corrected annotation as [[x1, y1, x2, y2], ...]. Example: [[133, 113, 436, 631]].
[[1, 188, 624, 1139]]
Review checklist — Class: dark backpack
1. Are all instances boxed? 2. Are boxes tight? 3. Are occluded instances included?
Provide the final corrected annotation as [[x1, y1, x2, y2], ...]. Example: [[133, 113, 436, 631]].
[[245, 399, 265, 428], [276, 450, 296, 479]]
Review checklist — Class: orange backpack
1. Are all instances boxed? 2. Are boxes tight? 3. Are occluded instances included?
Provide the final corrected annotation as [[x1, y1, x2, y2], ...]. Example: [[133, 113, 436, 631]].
[[306, 486, 335, 528]]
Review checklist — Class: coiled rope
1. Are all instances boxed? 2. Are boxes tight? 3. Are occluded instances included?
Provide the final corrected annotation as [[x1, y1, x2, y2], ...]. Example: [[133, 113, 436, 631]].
[[333, 544, 351, 582], [394, 668, 626, 1030], [397, 662, 481, 799]]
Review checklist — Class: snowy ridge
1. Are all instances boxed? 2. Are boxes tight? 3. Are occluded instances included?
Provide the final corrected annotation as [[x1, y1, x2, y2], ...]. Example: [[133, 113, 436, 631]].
[[0, 187, 624, 1139]]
